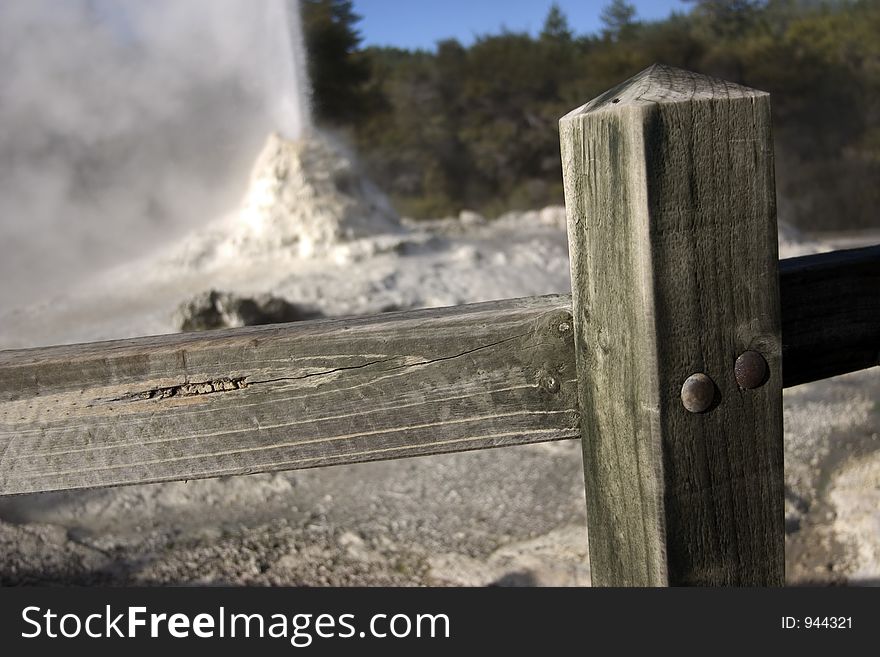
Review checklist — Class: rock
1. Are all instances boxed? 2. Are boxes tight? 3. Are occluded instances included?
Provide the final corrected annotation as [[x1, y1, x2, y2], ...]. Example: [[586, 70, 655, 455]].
[[174, 289, 322, 331]]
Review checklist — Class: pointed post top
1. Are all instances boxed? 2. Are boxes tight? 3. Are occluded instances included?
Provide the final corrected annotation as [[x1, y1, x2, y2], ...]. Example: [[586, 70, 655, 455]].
[[562, 64, 767, 120]]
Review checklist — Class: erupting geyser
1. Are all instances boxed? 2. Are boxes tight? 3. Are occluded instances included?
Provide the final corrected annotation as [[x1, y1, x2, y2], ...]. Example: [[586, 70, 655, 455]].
[[163, 0, 401, 268], [263, 0, 311, 139]]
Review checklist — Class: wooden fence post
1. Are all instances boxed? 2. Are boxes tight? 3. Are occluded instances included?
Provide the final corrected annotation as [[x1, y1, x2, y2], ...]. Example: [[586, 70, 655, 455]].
[[560, 65, 785, 586]]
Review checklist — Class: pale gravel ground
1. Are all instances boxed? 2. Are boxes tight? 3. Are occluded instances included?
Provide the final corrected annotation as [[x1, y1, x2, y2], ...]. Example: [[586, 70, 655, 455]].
[[783, 370, 880, 585], [0, 440, 590, 586], [0, 209, 877, 586], [831, 457, 880, 584]]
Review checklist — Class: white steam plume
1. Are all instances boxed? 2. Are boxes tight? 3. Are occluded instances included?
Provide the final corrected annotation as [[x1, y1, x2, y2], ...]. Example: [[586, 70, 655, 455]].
[[0, 0, 310, 308]]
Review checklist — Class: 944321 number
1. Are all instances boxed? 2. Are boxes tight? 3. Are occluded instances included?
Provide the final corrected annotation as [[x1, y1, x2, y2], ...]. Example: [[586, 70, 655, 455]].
[[781, 616, 852, 629]]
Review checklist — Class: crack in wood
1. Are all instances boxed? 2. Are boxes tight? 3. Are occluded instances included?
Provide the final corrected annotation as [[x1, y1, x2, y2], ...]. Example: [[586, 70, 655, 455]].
[[106, 377, 248, 403], [247, 357, 397, 386], [246, 334, 529, 387], [94, 334, 529, 406]]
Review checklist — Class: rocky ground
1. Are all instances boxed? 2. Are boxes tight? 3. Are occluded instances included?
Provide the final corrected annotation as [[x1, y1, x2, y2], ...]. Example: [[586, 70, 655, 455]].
[[783, 371, 880, 585], [0, 440, 590, 586]]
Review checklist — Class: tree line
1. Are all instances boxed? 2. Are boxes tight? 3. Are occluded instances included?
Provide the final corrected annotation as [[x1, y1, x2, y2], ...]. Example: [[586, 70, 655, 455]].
[[303, 0, 880, 231]]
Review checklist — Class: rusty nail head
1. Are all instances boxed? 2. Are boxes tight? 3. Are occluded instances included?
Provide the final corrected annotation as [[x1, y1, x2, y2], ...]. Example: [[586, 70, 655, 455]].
[[735, 350, 768, 389], [681, 373, 715, 414]]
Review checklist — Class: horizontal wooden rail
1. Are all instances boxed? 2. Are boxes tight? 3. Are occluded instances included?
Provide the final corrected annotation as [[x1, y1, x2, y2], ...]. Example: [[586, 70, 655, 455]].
[[0, 296, 579, 495], [780, 244, 880, 387], [0, 247, 876, 496]]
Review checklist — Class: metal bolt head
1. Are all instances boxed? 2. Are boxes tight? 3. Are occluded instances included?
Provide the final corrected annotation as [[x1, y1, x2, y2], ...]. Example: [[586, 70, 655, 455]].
[[735, 350, 768, 389], [681, 373, 715, 413]]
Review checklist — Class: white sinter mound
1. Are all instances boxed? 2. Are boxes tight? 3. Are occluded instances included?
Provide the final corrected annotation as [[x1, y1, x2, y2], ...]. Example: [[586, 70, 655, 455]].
[[168, 132, 400, 269]]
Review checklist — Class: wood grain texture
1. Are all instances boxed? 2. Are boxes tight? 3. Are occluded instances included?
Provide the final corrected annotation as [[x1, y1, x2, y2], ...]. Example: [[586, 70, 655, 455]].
[[780, 245, 880, 387], [0, 296, 579, 495], [560, 64, 785, 586]]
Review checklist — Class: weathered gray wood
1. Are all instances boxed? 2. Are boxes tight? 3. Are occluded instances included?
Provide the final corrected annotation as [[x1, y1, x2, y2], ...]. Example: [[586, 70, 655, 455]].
[[560, 64, 785, 586], [780, 245, 880, 387], [0, 296, 579, 495]]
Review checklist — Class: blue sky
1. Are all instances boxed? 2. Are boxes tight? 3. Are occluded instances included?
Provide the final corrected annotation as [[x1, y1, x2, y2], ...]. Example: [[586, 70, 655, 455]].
[[351, 0, 687, 50]]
